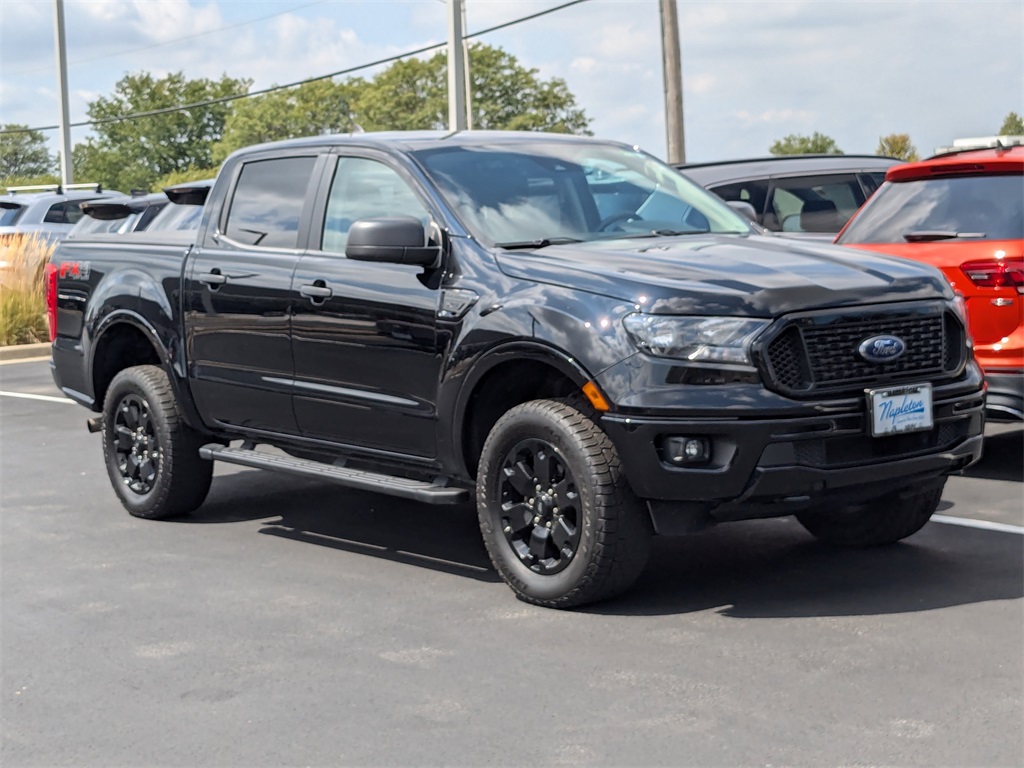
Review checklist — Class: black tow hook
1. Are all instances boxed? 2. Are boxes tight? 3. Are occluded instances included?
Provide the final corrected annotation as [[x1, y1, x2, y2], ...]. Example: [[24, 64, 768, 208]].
[[86, 417, 102, 433]]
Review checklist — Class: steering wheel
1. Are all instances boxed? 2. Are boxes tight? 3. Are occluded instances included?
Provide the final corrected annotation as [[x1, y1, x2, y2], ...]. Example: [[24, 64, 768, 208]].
[[597, 211, 644, 231]]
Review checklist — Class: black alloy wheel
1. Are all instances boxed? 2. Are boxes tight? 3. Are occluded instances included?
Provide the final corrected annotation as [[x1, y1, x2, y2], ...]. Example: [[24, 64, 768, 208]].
[[112, 392, 160, 494], [498, 438, 582, 575], [102, 365, 212, 519], [477, 399, 652, 608]]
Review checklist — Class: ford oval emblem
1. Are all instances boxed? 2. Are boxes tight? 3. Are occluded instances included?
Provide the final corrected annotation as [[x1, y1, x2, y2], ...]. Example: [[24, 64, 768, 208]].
[[858, 335, 906, 363]]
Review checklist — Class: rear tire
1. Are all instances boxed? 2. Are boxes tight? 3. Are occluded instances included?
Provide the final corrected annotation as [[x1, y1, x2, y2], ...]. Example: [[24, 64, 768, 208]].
[[795, 478, 946, 547], [476, 399, 652, 608], [102, 365, 212, 519]]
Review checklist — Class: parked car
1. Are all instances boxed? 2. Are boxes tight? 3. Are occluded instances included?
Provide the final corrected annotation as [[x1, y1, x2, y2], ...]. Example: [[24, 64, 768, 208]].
[[48, 131, 983, 608], [837, 145, 1023, 421], [143, 179, 214, 233], [69, 192, 170, 238], [676, 155, 899, 237], [0, 184, 121, 247]]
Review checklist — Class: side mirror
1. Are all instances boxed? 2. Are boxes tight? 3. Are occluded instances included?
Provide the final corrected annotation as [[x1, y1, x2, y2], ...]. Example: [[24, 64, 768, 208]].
[[345, 216, 441, 266], [726, 200, 759, 223]]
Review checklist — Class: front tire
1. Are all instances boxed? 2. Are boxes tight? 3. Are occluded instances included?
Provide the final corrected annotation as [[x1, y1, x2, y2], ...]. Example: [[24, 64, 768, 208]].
[[102, 365, 212, 519], [476, 399, 652, 608], [795, 478, 946, 547]]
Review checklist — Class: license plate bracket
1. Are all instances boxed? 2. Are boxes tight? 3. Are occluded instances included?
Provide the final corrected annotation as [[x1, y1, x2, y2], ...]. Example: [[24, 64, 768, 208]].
[[867, 383, 934, 437]]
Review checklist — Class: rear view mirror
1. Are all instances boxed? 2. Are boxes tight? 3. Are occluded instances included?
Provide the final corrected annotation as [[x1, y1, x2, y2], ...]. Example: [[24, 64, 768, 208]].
[[346, 216, 441, 266]]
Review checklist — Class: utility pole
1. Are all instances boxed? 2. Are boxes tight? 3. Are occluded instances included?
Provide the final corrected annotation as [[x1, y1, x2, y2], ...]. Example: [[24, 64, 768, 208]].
[[447, 0, 468, 131], [659, 0, 685, 163], [462, 1, 472, 130], [53, 0, 74, 186]]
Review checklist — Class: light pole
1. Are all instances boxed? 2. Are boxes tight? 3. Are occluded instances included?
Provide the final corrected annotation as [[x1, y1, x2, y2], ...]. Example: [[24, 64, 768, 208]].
[[447, 0, 468, 131], [660, 0, 685, 163], [53, 0, 74, 185]]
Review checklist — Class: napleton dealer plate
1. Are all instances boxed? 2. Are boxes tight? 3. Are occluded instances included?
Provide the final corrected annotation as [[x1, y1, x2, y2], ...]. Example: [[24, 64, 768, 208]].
[[867, 383, 934, 437]]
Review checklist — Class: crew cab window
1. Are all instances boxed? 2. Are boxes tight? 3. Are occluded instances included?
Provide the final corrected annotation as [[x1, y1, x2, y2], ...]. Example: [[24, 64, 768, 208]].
[[224, 156, 317, 248], [321, 157, 429, 254]]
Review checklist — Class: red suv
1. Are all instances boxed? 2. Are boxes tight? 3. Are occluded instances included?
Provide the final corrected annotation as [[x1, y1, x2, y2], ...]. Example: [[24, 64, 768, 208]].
[[837, 145, 1023, 421]]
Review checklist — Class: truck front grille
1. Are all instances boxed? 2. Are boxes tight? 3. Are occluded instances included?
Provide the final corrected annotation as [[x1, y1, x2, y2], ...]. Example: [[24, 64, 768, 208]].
[[758, 304, 965, 397]]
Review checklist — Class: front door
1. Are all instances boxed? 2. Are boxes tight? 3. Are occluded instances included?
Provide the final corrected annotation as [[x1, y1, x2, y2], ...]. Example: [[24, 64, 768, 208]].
[[184, 152, 321, 435], [290, 153, 445, 458]]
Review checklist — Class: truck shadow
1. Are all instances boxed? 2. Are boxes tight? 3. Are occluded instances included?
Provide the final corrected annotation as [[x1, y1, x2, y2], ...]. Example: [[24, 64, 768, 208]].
[[594, 517, 1023, 617], [184, 469, 1022, 617]]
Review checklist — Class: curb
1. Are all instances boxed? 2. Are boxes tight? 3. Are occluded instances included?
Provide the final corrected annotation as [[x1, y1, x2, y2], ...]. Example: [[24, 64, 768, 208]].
[[0, 342, 51, 362]]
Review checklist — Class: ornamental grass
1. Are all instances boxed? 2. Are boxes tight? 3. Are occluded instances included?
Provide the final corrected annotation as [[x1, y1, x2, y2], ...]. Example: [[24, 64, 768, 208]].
[[0, 233, 54, 346]]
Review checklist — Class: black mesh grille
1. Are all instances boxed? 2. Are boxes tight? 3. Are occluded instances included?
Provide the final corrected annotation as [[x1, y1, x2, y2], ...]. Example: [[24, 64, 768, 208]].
[[760, 306, 964, 397]]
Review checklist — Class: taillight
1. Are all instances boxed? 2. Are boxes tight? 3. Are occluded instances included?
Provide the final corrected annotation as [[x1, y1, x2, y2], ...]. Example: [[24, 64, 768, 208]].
[[960, 257, 1024, 290], [45, 262, 58, 341]]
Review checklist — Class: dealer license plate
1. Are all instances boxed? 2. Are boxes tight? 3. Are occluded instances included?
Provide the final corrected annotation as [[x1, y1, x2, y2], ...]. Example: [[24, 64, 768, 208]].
[[867, 383, 933, 437]]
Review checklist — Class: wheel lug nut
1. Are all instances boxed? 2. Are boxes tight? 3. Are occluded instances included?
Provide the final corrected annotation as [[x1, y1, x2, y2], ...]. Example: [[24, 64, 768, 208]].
[[533, 516, 541, 524], [503, 525, 512, 534], [546, 521, 552, 528]]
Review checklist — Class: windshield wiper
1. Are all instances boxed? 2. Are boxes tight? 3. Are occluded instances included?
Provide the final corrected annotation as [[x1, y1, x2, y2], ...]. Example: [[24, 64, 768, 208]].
[[903, 230, 986, 242], [495, 237, 584, 250]]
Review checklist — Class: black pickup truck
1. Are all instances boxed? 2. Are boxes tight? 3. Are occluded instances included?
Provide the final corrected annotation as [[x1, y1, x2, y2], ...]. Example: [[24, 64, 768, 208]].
[[48, 131, 985, 608]]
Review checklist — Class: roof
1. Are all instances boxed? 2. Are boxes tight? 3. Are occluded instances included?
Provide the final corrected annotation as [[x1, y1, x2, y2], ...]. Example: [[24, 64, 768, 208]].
[[230, 129, 621, 160], [886, 145, 1024, 182], [675, 155, 900, 185]]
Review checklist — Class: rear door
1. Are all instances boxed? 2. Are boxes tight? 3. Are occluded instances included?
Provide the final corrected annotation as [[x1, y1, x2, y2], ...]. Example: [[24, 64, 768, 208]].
[[290, 151, 445, 458], [184, 150, 325, 435]]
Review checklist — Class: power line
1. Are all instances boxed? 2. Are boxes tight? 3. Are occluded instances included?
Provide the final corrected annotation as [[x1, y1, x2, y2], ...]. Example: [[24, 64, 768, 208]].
[[1, 0, 592, 136]]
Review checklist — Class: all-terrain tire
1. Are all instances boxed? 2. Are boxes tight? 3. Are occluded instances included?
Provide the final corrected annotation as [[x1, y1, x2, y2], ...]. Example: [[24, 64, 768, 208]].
[[476, 399, 653, 608], [102, 365, 213, 519], [795, 478, 946, 547]]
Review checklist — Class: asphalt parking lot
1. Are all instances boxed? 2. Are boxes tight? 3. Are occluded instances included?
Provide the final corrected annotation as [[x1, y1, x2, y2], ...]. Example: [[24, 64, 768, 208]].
[[2, 356, 1021, 767]]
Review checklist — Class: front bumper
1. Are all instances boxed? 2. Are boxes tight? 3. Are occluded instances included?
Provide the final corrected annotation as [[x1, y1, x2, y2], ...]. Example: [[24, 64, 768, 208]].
[[599, 377, 985, 523], [982, 369, 1023, 421]]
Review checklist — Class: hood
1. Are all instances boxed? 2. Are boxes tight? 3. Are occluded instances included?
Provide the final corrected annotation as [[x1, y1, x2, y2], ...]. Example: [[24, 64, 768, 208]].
[[495, 233, 952, 317]]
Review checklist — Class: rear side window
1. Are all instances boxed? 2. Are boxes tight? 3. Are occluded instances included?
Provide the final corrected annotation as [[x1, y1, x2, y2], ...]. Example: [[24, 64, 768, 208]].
[[839, 174, 1024, 244], [224, 156, 318, 248], [766, 174, 866, 233], [43, 201, 88, 225], [0, 203, 25, 226]]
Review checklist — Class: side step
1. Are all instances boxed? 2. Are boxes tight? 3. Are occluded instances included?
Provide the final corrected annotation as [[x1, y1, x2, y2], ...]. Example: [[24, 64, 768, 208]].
[[199, 443, 469, 505]]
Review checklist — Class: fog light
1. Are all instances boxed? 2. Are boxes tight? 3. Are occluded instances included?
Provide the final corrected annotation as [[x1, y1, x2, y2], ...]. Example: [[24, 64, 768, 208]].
[[664, 436, 711, 465]]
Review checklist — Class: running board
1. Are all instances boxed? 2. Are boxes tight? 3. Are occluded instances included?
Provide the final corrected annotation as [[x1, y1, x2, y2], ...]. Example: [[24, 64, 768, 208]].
[[199, 444, 469, 505]]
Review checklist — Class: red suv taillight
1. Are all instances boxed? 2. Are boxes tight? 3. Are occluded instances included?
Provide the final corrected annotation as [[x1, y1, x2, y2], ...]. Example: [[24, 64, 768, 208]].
[[44, 262, 58, 341], [960, 257, 1024, 290]]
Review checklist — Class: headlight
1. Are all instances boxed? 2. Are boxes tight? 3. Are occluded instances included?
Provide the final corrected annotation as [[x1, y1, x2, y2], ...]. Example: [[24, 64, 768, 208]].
[[622, 314, 769, 365]]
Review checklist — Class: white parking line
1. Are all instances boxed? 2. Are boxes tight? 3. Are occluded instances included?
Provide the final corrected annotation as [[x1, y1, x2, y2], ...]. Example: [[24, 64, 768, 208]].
[[0, 391, 73, 405], [932, 514, 1024, 535], [0, 356, 52, 365]]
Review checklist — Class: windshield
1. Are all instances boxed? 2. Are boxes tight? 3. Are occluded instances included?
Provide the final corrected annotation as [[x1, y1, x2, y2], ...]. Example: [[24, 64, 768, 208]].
[[411, 141, 751, 246], [71, 212, 140, 237], [839, 174, 1024, 244], [147, 202, 205, 232]]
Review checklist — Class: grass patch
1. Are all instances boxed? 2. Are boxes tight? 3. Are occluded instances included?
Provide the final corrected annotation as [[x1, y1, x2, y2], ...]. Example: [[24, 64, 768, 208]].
[[0, 234, 54, 346]]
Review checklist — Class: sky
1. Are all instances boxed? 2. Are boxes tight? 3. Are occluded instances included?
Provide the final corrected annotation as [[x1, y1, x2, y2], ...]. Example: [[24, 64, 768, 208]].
[[1, 0, 1022, 165]]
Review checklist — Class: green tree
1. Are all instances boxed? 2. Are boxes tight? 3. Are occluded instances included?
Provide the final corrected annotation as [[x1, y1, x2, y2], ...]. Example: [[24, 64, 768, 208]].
[[769, 132, 843, 156], [0, 125, 55, 182], [353, 43, 590, 133], [152, 165, 220, 191], [876, 133, 919, 161], [999, 111, 1024, 135], [74, 71, 250, 192], [214, 79, 364, 163]]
